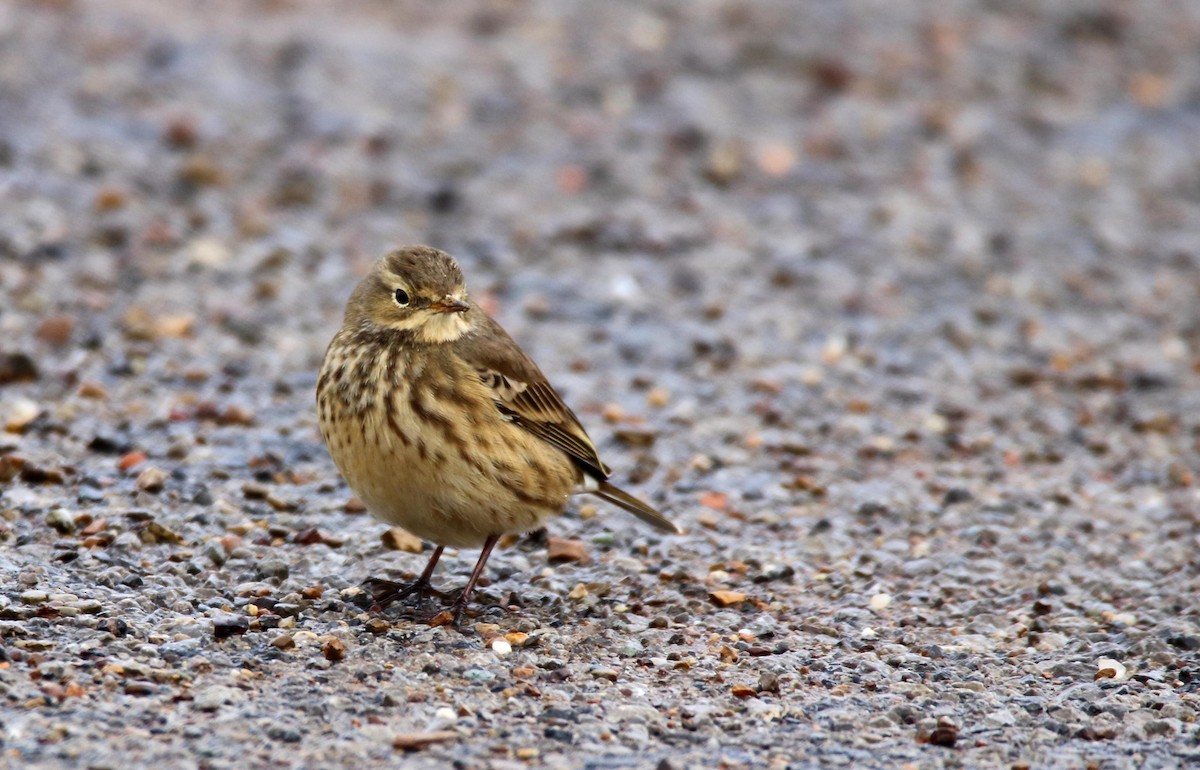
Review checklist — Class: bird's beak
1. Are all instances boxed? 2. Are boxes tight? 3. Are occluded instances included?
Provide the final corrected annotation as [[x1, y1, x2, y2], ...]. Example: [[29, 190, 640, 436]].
[[431, 296, 470, 314]]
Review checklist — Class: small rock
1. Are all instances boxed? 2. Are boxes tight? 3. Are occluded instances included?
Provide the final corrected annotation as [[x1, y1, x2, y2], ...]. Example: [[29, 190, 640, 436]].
[[380, 528, 423, 552], [20, 461, 66, 485], [646, 387, 670, 408], [45, 508, 76, 534], [124, 682, 157, 697], [870, 593, 892, 611], [204, 542, 227, 566], [709, 590, 747, 607], [547, 537, 590, 564], [942, 488, 973, 505], [427, 610, 455, 627], [266, 724, 302, 743], [193, 685, 246, 712], [270, 633, 295, 649], [505, 631, 530, 648], [256, 560, 289, 581], [613, 429, 657, 447], [219, 405, 255, 426], [189, 237, 231, 268], [321, 637, 346, 662], [618, 641, 642, 657], [118, 451, 147, 471], [590, 667, 619, 681], [464, 668, 495, 683], [35, 315, 75, 346], [393, 731, 457, 752], [20, 590, 48, 604], [212, 613, 249, 639], [71, 599, 103, 614], [136, 466, 168, 493], [491, 639, 512, 656], [80, 517, 108, 536], [241, 481, 269, 499], [4, 397, 41, 432], [143, 520, 183, 544], [155, 314, 194, 338], [0, 352, 38, 384], [704, 139, 743, 186], [1095, 658, 1128, 681], [918, 717, 958, 747]]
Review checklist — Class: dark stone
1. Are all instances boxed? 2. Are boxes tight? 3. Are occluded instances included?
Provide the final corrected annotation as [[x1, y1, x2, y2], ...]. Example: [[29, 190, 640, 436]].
[[0, 352, 38, 385], [213, 613, 250, 639]]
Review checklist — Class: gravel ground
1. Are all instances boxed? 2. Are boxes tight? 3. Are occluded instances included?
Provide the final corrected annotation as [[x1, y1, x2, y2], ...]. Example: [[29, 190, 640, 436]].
[[2, 1, 1200, 768]]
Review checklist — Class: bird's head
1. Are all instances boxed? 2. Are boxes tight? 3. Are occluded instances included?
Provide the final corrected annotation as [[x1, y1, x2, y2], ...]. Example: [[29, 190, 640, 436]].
[[348, 246, 474, 343]]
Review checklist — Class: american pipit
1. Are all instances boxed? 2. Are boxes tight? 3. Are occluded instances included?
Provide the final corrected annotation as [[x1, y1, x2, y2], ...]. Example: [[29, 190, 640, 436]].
[[317, 246, 679, 626]]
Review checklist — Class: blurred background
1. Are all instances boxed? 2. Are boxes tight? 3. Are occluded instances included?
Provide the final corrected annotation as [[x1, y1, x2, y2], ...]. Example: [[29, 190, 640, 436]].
[[3, 1, 1198, 383]]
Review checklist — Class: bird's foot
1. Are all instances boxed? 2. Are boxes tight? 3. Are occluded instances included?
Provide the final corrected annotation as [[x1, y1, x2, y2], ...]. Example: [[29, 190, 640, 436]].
[[362, 576, 449, 612]]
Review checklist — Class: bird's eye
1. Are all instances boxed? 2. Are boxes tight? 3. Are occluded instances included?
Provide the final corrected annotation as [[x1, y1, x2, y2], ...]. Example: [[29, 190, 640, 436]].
[[393, 289, 410, 306]]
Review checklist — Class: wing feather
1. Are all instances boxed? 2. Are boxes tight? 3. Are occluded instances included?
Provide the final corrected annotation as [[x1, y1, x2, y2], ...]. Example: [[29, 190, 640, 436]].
[[455, 311, 610, 479]]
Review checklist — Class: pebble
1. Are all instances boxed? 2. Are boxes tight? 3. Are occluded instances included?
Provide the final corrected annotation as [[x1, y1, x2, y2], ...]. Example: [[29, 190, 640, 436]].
[[45, 508, 76, 534], [256, 560, 289, 580], [212, 613, 250, 639], [193, 685, 247, 712], [464, 668, 495, 683], [118, 451, 147, 472], [136, 466, 168, 493], [36, 315, 75, 346], [0, 352, 38, 384], [204, 542, 227, 566], [708, 590, 746, 607], [618, 641, 642, 657], [321, 637, 346, 662], [380, 528, 423, 552], [393, 731, 457, 752], [546, 537, 590, 564], [1095, 658, 1128, 681], [4, 397, 41, 432]]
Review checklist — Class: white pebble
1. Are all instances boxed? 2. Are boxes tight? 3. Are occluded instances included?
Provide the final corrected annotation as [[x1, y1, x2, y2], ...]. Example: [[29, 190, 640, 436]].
[[1096, 658, 1128, 681], [490, 639, 512, 656]]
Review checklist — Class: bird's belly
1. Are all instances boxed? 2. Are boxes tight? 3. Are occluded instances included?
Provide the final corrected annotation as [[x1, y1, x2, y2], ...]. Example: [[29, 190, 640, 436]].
[[320, 394, 575, 549]]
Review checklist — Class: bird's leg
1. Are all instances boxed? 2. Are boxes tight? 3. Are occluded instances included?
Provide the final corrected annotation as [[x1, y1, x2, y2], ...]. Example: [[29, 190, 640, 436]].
[[448, 534, 500, 628], [364, 545, 447, 611]]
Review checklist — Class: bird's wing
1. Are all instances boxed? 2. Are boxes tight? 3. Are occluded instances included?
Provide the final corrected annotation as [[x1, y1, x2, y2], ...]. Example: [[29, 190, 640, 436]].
[[455, 311, 611, 480]]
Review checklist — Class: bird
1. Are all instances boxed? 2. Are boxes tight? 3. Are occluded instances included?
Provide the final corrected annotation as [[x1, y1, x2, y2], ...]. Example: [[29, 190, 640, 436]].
[[316, 245, 679, 627]]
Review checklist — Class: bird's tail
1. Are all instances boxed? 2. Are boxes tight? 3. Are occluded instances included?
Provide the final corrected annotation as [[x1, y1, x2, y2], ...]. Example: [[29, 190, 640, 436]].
[[592, 481, 681, 534]]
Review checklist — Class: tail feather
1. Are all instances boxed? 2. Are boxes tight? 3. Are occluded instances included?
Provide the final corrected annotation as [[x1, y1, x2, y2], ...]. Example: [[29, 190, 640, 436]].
[[592, 481, 681, 535]]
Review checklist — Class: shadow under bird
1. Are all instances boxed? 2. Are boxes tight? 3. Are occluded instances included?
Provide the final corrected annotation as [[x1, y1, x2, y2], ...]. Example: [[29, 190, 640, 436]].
[[316, 245, 679, 626]]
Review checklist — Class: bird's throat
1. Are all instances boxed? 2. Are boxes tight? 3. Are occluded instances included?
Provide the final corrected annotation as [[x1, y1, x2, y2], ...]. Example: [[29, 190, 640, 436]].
[[415, 312, 472, 344]]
